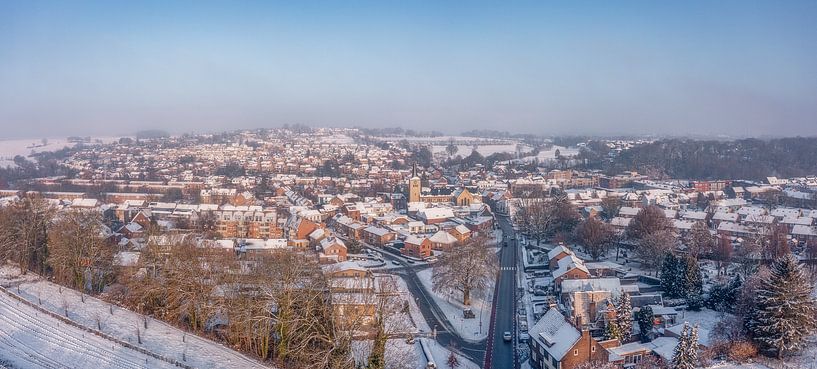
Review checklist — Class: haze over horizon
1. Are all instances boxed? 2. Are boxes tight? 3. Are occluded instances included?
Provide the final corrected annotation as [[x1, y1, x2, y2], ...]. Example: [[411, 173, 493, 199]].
[[2, 1, 816, 139]]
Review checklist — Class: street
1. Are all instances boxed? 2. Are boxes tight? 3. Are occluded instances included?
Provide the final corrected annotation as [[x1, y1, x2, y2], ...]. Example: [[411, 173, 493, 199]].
[[487, 214, 520, 369], [374, 249, 487, 365]]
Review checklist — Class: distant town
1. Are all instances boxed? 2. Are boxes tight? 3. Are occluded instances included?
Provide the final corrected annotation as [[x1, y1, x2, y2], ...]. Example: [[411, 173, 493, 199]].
[[0, 127, 815, 369]]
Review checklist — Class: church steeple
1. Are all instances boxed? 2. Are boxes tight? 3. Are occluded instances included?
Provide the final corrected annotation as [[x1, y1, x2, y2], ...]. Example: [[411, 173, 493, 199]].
[[409, 163, 421, 203]]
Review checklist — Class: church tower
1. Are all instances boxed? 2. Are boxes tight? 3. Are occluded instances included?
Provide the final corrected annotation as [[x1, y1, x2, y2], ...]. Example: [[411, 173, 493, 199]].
[[409, 163, 421, 203]]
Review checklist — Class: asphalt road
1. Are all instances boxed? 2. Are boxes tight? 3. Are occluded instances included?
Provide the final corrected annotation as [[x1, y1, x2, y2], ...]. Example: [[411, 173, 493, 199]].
[[488, 215, 520, 369], [374, 248, 487, 365]]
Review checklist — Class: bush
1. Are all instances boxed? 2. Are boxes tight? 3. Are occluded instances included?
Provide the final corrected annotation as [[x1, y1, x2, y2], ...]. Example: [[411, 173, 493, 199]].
[[728, 341, 758, 363]]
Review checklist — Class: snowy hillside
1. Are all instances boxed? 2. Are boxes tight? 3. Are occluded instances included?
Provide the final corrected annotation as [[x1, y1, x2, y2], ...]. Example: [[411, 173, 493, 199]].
[[0, 267, 270, 369]]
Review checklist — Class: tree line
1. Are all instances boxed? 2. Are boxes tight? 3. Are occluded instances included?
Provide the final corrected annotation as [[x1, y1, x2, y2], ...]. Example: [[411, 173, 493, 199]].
[[578, 137, 817, 180]]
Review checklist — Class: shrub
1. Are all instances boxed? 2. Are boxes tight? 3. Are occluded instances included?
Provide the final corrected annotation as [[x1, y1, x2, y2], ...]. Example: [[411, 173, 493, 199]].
[[728, 341, 758, 363]]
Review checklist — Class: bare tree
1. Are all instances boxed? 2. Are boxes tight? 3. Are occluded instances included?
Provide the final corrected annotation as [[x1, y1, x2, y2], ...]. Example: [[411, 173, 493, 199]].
[[684, 221, 714, 259], [574, 217, 615, 260], [626, 205, 672, 241], [713, 234, 732, 276], [48, 209, 114, 293], [637, 230, 676, 275], [445, 139, 458, 158], [0, 196, 55, 274], [515, 199, 553, 244], [432, 237, 498, 305], [600, 196, 622, 220]]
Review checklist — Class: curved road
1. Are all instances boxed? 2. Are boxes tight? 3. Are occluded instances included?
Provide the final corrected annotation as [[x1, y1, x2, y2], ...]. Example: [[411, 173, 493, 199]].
[[375, 250, 487, 365]]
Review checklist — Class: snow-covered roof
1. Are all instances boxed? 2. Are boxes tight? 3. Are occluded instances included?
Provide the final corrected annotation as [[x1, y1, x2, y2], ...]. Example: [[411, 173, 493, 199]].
[[404, 235, 426, 246], [610, 217, 632, 227], [553, 255, 589, 279], [780, 216, 812, 226], [418, 207, 455, 220], [453, 224, 471, 235], [618, 207, 640, 217], [429, 230, 458, 244], [712, 212, 739, 222], [547, 245, 572, 260], [717, 222, 751, 234], [322, 260, 364, 274], [672, 219, 696, 231], [363, 226, 392, 237], [560, 278, 622, 295], [681, 211, 707, 221], [791, 225, 817, 237], [529, 307, 581, 361]]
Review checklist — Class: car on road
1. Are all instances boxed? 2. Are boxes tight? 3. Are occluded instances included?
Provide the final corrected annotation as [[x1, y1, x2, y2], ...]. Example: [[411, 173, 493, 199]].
[[503, 331, 512, 342], [391, 260, 400, 265], [405, 259, 415, 264]]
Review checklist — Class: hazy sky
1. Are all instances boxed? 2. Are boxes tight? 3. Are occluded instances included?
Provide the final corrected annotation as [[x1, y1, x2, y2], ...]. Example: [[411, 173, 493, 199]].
[[1, 1, 816, 139]]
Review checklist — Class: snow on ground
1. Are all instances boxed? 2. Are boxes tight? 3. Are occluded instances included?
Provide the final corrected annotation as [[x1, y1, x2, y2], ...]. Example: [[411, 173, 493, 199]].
[[316, 134, 354, 144], [417, 338, 480, 369], [519, 145, 579, 162], [396, 276, 431, 333], [352, 339, 419, 369], [351, 276, 479, 369], [0, 286, 178, 369], [0, 137, 120, 167], [0, 267, 269, 369], [673, 308, 729, 333], [415, 268, 493, 341], [705, 363, 771, 369], [431, 144, 522, 157]]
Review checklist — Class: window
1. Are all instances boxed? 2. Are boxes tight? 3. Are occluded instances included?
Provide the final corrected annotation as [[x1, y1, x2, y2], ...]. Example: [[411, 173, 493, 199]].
[[573, 349, 578, 356], [591, 345, 596, 353]]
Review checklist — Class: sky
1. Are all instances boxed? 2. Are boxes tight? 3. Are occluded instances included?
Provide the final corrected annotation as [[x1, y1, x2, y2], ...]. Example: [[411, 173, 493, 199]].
[[1, 1, 816, 139]]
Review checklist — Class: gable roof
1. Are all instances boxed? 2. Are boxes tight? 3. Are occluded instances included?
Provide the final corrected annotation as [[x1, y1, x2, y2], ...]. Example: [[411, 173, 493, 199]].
[[547, 245, 572, 260], [429, 230, 458, 244], [529, 307, 581, 361]]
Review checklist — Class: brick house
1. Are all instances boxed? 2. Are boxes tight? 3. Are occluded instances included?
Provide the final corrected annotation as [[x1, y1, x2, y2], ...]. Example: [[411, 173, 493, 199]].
[[362, 226, 396, 247], [402, 236, 432, 258], [529, 308, 609, 369]]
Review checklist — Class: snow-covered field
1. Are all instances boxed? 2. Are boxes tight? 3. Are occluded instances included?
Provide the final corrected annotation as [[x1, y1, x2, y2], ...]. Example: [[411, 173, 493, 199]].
[[0, 286, 178, 369], [518, 145, 579, 162], [0, 267, 269, 369], [431, 144, 522, 157], [415, 268, 493, 341], [0, 137, 121, 167]]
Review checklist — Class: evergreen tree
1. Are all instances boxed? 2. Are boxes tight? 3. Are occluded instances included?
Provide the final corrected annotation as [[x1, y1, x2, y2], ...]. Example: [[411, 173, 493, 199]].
[[636, 306, 654, 342], [671, 323, 699, 369], [747, 255, 817, 358], [615, 293, 633, 340], [660, 253, 681, 298], [706, 275, 743, 312], [605, 319, 623, 341], [681, 256, 703, 296], [686, 292, 704, 311], [662, 254, 704, 300]]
